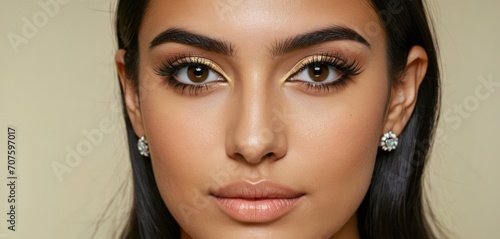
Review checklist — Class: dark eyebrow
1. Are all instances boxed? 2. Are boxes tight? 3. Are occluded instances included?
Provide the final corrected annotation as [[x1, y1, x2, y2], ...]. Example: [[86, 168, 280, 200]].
[[272, 26, 370, 56], [149, 28, 235, 56]]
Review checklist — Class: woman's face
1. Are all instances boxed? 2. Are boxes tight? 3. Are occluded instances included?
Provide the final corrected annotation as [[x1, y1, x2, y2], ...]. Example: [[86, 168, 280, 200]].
[[125, 0, 397, 238]]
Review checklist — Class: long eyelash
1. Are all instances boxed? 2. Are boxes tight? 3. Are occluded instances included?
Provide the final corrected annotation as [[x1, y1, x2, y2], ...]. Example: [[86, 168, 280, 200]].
[[154, 55, 213, 77], [154, 55, 220, 96], [291, 53, 362, 93], [297, 53, 362, 76]]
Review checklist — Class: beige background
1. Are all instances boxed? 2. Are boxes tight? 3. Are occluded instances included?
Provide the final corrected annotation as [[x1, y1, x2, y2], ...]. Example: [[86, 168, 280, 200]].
[[0, 0, 499, 238]]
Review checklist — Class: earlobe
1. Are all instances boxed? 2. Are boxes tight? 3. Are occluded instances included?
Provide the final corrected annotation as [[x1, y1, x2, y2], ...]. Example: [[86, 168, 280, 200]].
[[383, 46, 428, 135], [116, 49, 145, 137]]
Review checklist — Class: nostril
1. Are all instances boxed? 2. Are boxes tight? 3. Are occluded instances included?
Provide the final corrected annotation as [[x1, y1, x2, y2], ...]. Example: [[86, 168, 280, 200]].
[[264, 152, 274, 159], [231, 152, 245, 162]]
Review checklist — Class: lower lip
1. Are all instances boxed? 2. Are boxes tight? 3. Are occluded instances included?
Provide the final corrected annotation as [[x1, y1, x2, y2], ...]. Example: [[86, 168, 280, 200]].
[[212, 196, 303, 223]]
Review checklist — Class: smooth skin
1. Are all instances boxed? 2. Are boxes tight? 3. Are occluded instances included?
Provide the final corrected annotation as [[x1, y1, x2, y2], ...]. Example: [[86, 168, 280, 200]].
[[116, 0, 428, 238]]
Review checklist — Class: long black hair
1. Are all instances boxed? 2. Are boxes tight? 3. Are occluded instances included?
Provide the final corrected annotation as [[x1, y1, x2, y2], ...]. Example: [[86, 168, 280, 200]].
[[115, 0, 442, 238]]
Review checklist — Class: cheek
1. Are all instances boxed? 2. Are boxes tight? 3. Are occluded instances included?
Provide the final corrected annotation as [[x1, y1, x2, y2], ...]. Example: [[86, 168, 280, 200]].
[[283, 65, 389, 226], [139, 84, 230, 224]]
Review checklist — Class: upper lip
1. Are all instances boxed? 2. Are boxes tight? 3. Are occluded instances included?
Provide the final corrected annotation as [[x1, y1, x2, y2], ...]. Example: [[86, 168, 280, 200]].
[[210, 180, 304, 199]]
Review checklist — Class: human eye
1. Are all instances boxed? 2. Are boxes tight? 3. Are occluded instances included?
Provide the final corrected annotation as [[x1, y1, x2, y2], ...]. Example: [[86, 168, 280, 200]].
[[154, 56, 226, 96], [287, 54, 361, 94]]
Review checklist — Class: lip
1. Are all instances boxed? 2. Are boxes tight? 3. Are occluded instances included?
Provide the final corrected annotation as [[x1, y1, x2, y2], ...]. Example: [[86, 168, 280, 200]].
[[210, 180, 305, 223]]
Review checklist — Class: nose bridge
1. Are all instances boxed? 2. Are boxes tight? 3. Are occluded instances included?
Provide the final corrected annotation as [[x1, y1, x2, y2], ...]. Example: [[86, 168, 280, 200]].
[[226, 74, 287, 164]]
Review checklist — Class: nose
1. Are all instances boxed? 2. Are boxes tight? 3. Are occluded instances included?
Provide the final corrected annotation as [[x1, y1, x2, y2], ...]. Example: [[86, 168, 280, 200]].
[[225, 86, 288, 165]]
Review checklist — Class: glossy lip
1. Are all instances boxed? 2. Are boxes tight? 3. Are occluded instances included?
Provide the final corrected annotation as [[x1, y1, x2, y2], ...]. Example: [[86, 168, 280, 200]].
[[210, 180, 305, 223]]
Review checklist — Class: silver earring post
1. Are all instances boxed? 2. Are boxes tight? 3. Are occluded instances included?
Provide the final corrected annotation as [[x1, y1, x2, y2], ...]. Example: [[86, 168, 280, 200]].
[[137, 136, 150, 157], [380, 131, 398, 152]]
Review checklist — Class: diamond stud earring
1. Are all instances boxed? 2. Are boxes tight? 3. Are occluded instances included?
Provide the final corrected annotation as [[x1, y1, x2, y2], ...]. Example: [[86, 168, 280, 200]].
[[137, 136, 150, 157], [380, 131, 398, 152]]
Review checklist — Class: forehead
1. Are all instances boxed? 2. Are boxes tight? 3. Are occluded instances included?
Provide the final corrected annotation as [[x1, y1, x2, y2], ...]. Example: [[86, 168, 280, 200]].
[[140, 0, 383, 51]]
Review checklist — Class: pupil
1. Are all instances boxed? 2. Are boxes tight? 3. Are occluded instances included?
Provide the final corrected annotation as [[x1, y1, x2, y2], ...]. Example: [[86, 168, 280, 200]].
[[194, 67, 203, 78], [313, 65, 322, 76]]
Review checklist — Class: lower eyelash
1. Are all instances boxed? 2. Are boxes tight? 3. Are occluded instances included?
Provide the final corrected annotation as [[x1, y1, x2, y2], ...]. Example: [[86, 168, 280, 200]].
[[297, 77, 350, 93], [166, 77, 212, 96]]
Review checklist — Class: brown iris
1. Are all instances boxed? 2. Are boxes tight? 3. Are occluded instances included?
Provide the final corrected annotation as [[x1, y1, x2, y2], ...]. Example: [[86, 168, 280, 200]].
[[307, 63, 330, 82], [187, 65, 209, 83]]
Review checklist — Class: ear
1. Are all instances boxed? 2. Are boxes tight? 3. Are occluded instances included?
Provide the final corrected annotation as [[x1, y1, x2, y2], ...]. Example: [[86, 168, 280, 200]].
[[116, 49, 146, 137], [383, 46, 428, 135]]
